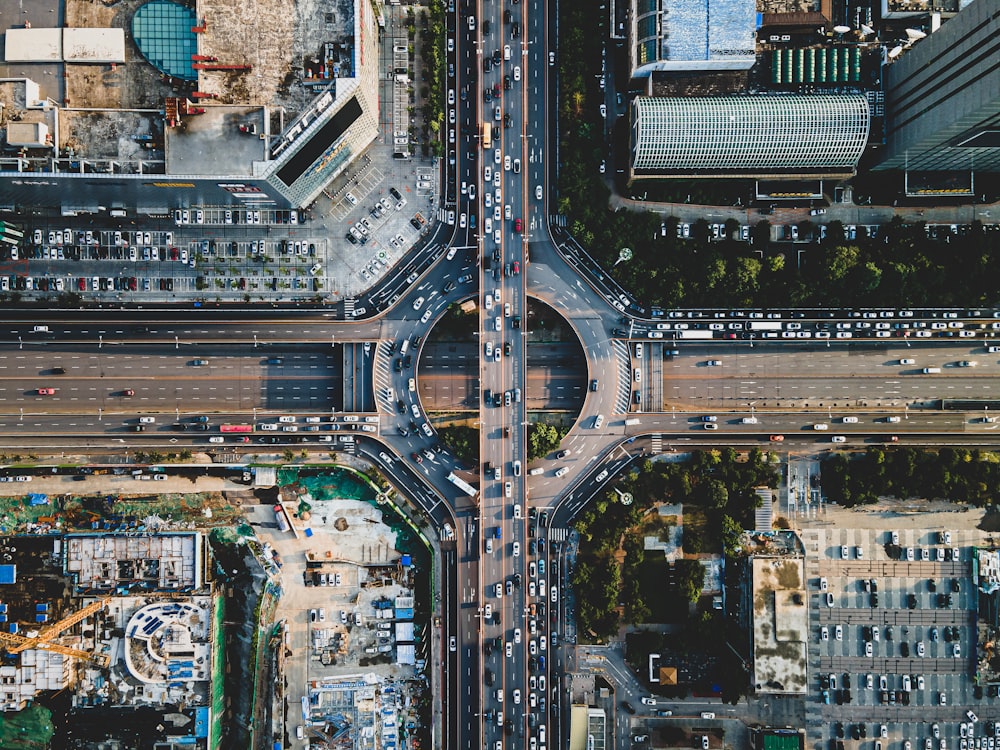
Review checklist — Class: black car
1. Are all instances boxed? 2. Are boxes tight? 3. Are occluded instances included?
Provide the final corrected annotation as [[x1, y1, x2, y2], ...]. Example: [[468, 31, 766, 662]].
[[484, 87, 492, 102], [52, 366, 66, 374], [389, 187, 402, 200], [403, 355, 412, 369], [511, 22, 520, 37], [493, 392, 502, 407], [504, 75, 511, 90], [503, 9, 511, 22], [512, 315, 521, 329], [129, 425, 144, 432], [397, 426, 409, 437], [492, 49, 501, 65], [396, 399, 406, 414], [484, 57, 492, 73], [504, 341, 511, 356], [622, 702, 636, 715], [591, 379, 599, 391], [410, 218, 423, 230], [172, 423, 188, 431]]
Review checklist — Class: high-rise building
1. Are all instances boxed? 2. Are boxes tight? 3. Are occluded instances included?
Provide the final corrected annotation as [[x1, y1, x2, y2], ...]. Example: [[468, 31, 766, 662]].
[[880, 0, 1000, 174]]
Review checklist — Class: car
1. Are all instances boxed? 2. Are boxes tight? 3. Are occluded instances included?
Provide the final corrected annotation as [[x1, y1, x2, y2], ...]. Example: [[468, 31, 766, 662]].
[[512, 542, 520, 557], [555, 467, 568, 477], [835, 625, 843, 640], [706, 359, 721, 366], [832, 436, 847, 443], [821, 626, 829, 641], [639, 696, 656, 706], [36, 387, 56, 396]]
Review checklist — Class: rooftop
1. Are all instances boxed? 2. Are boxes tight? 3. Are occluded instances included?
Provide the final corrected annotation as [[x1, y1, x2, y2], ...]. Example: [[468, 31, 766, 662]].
[[751, 555, 808, 695]]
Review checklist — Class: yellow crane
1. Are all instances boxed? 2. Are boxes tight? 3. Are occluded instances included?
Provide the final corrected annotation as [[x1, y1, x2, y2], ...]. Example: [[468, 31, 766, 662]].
[[0, 598, 110, 667]]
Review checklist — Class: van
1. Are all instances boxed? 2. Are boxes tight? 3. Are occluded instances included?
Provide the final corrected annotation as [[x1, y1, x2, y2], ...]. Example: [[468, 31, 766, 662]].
[[624, 418, 640, 426], [296, 726, 305, 740], [514, 387, 521, 403], [400, 339, 410, 355], [528, 467, 544, 476], [700, 712, 716, 719], [923, 367, 941, 374]]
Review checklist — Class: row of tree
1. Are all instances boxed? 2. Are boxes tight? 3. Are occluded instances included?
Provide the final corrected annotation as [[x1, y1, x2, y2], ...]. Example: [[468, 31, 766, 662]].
[[822, 446, 1000, 507]]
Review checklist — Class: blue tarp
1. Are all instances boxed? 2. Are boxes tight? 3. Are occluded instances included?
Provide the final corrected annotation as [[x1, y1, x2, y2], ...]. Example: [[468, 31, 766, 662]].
[[27, 494, 49, 506]]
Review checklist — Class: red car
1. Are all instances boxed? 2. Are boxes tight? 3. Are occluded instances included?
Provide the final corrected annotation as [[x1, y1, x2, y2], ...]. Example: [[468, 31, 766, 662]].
[[411, 452, 423, 464], [769, 435, 784, 442], [122, 389, 135, 397], [77, 277, 87, 291], [513, 218, 522, 232], [513, 261, 520, 274], [37, 388, 56, 396]]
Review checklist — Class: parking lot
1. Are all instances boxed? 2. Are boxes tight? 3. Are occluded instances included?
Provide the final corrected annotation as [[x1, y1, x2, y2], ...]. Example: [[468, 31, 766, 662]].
[[802, 525, 994, 749]]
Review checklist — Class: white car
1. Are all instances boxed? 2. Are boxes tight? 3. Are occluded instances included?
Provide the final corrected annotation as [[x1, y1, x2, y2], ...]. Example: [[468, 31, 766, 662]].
[[412, 296, 425, 311], [513, 628, 521, 643], [835, 625, 843, 640], [535, 185, 543, 200], [495, 149, 502, 164], [513, 65, 521, 81], [512, 542, 520, 557], [504, 156, 511, 172]]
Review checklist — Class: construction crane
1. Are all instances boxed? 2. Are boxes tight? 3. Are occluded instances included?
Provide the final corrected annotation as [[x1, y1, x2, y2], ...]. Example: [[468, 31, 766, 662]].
[[8, 598, 109, 654], [0, 630, 109, 668], [0, 599, 111, 667]]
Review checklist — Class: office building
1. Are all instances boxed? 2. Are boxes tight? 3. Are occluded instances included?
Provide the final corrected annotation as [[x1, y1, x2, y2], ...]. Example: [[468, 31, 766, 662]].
[[880, 0, 1000, 175]]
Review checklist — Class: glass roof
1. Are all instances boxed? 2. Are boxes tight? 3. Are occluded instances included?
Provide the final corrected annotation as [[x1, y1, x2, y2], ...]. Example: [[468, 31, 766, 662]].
[[132, 0, 198, 82]]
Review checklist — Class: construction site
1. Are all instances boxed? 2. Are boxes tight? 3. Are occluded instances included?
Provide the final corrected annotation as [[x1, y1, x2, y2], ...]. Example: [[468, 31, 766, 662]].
[[0, 532, 220, 749]]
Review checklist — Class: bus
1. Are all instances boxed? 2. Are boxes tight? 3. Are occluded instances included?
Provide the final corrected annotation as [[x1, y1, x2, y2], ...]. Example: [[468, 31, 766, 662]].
[[446, 471, 478, 497], [482, 122, 492, 149], [220, 424, 254, 433]]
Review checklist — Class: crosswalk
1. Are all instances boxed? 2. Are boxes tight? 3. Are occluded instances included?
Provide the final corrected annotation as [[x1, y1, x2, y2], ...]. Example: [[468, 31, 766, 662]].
[[611, 339, 632, 414], [343, 298, 357, 317], [373, 342, 397, 413], [548, 527, 568, 542], [649, 434, 662, 454], [550, 214, 567, 227]]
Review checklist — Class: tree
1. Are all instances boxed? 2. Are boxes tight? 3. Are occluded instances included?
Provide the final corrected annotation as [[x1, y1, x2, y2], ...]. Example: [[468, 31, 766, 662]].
[[719, 515, 744, 558], [673, 559, 705, 604], [527, 423, 563, 460]]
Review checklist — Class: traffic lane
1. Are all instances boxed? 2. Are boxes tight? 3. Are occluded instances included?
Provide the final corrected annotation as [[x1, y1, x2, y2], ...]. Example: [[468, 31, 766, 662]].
[[0, 348, 339, 410], [9, 319, 383, 343], [418, 370, 583, 410]]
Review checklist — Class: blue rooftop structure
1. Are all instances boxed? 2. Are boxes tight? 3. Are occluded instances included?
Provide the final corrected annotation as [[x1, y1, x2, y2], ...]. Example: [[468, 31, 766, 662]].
[[132, 0, 198, 82], [633, 0, 757, 76]]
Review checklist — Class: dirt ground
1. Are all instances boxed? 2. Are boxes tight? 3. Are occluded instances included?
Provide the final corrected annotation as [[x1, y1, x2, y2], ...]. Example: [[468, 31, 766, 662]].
[[798, 496, 996, 540]]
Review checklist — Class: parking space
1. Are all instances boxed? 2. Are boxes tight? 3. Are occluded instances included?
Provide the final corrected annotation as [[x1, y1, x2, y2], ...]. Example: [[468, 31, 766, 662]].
[[803, 526, 990, 748]]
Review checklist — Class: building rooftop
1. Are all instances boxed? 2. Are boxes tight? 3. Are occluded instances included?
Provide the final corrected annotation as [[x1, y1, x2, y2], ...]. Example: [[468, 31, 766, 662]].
[[165, 105, 269, 176], [631, 94, 871, 177], [635, 0, 757, 74], [751, 556, 808, 695]]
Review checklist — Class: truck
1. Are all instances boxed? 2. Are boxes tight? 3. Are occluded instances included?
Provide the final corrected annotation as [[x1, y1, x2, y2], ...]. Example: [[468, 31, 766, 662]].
[[748, 321, 783, 331], [678, 330, 715, 340]]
